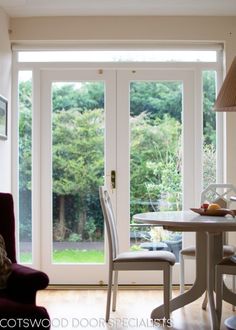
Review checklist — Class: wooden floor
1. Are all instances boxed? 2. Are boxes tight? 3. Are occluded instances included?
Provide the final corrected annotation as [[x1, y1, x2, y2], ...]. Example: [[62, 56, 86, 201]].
[[37, 288, 235, 330]]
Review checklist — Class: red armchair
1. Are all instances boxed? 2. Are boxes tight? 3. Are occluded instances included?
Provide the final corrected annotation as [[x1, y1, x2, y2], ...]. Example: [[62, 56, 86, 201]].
[[0, 192, 50, 329]]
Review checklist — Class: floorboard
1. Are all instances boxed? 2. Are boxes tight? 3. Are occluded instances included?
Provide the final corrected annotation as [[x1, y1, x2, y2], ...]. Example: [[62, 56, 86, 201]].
[[37, 288, 235, 329]]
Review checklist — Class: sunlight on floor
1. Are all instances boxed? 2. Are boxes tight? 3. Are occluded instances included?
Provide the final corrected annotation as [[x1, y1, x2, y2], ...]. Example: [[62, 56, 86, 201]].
[[37, 289, 235, 330]]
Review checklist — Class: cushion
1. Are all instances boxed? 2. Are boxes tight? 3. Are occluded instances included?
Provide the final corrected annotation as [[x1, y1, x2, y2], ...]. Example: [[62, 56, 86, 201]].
[[180, 246, 196, 256], [0, 234, 12, 289], [114, 250, 176, 265], [180, 245, 236, 257], [223, 245, 236, 257]]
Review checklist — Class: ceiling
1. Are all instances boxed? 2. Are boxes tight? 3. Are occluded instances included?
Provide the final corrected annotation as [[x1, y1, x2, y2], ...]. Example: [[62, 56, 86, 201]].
[[1, 0, 236, 17]]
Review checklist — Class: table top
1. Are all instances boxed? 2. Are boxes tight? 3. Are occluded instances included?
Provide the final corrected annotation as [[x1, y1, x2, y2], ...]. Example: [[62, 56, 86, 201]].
[[133, 210, 236, 232]]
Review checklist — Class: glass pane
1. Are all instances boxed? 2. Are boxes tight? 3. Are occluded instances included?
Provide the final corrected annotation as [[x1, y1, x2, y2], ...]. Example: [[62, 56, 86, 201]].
[[52, 82, 105, 264], [18, 50, 217, 63], [18, 71, 33, 264], [202, 71, 216, 189], [130, 80, 183, 261]]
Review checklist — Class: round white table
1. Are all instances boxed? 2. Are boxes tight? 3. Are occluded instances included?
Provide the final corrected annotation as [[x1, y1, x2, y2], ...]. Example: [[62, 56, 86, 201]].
[[133, 210, 236, 330]]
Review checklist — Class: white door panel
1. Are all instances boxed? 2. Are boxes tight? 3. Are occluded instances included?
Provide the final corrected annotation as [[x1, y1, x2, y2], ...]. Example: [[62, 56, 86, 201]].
[[116, 69, 196, 284], [40, 69, 116, 284], [40, 68, 196, 284]]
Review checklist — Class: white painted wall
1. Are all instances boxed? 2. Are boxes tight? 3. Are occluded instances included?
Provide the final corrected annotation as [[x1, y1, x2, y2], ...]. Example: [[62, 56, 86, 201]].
[[0, 9, 11, 192]]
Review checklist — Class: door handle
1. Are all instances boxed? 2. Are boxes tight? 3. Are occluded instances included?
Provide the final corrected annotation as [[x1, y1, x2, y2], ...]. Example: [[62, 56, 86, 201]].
[[111, 170, 116, 189]]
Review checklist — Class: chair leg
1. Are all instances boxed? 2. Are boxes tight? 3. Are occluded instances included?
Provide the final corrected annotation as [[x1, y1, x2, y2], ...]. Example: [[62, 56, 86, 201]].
[[112, 270, 118, 311], [179, 252, 185, 294], [163, 265, 171, 321], [202, 291, 208, 310], [232, 275, 235, 311], [106, 267, 113, 322], [215, 266, 223, 327]]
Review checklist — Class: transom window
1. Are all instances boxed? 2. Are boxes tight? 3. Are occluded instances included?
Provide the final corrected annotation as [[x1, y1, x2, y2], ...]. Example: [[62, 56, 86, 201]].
[[18, 50, 217, 63]]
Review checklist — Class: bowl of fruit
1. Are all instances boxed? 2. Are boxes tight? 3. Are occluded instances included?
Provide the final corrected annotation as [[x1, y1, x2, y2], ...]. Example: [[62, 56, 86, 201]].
[[191, 203, 236, 217]]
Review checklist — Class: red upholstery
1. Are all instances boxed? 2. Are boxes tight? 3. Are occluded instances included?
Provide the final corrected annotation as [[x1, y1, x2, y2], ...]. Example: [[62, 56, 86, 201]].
[[0, 193, 17, 263], [0, 193, 50, 329]]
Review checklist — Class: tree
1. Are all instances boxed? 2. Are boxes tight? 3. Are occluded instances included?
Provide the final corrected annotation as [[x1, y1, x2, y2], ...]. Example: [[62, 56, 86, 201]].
[[52, 82, 104, 112], [203, 71, 216, 146], [52, 108, 104, 240], [19, 80, 32, 191], [130, 113, 182, 216], [130, 81, 182, 121], [18, 80, 32, 241]]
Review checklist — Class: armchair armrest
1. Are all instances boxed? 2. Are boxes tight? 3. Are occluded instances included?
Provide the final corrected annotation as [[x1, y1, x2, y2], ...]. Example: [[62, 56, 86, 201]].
[[6, 263, 49, 304]]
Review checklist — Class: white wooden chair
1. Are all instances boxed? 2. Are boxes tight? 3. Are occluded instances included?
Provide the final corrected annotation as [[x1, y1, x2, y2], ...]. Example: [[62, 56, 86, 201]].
[[216, 256, 236, 329], [99, 186, 176, 322], [179, 183, 236, 309]]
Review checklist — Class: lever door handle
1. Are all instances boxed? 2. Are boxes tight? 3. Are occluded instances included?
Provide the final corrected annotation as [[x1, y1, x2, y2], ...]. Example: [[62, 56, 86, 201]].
[[111, 170, 116, 189]]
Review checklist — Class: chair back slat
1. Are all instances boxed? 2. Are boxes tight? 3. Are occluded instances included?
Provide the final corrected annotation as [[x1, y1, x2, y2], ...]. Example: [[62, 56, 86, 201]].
[[201, 183, 236, 208], [201, 183, 236, 244], [99, 186, 119, 260]]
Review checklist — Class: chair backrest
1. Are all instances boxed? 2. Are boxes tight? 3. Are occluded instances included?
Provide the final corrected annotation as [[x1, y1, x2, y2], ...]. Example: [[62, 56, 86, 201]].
[[0, 193, 17, 263], [201, 183, 236, 208], [99, 186, 119, 261]]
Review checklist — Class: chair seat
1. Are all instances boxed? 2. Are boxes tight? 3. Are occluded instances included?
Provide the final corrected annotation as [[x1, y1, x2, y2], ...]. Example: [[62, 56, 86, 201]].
[[139, 241, 169, 251], [218, 255, 236, 266], [224, 316, 236, 330], [180, 245, 196, 256], [180, 245, 236, 257], [114, 250, 176, 265]]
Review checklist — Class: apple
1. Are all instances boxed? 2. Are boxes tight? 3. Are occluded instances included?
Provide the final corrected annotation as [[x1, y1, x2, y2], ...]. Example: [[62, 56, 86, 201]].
[[201, 203, 209, 210]]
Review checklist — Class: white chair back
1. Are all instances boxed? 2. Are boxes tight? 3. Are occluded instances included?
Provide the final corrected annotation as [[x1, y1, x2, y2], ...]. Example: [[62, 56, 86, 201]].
[[201, 183, 236, 208], [99, 186, 119, 261]]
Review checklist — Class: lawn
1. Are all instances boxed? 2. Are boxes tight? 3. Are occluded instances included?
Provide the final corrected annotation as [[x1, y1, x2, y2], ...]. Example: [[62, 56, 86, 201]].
[[20, 249, 104, 264]]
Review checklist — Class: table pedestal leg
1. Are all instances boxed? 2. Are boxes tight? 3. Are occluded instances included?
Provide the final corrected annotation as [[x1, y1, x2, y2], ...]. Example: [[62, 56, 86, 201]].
[[207, 232, 223, 330], [151, 232, 207, 320]]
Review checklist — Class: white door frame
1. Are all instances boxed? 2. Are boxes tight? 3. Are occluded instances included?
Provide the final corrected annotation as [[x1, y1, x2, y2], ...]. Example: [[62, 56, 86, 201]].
[[116, 69, 196, 284], [12, 58, 223, 284], [40, 69, 116, 284]]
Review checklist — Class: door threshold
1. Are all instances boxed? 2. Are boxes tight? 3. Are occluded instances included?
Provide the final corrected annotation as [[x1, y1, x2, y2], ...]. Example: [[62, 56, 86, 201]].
[[47, 284, 186, 290]]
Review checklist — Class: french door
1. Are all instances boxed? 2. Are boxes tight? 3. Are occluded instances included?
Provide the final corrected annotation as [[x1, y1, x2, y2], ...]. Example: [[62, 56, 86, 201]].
[[40, 69, 116, 284], [116, 69, 196, 285], [38, 67, 196, 284]]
